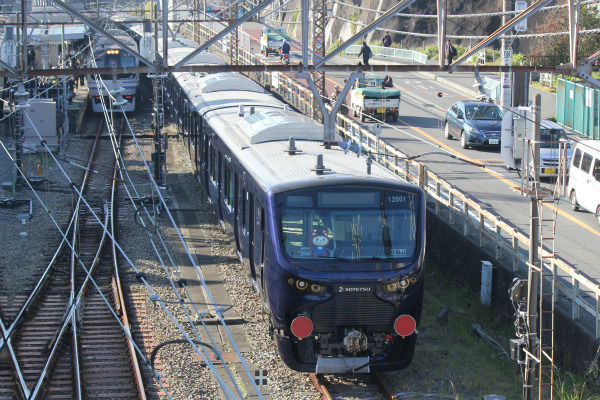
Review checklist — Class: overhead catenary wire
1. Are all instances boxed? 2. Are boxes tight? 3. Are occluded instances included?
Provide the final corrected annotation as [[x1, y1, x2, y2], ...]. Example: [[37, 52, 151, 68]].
[[332, 0, 599, 19], [330, 14, 600, 40], [0, 43, 263, 399]]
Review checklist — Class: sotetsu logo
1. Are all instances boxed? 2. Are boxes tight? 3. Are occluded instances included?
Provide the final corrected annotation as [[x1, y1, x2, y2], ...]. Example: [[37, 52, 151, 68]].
[[337, 286, 371, 293]]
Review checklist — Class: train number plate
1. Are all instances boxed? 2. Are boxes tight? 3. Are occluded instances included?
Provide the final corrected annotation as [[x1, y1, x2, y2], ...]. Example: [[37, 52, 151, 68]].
[[544, 168, 557, 174], [489, 139, 499, 145], [377, 108, 385, 114], [334, 285, 374, 294]]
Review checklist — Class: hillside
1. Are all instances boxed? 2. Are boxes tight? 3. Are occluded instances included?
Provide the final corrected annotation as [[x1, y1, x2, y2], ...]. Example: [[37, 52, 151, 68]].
[[271, 0, 550, 52]]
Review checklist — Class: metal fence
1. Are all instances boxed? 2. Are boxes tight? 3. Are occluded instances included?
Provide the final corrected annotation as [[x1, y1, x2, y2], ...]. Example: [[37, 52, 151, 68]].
[[344, 44, 428, 65], [556, 78, 600, 140], [182, 22, 600, 339]]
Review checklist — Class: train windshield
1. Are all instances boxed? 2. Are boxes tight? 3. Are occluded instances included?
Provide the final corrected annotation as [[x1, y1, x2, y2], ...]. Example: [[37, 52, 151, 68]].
[[276, 187, 418, 265]]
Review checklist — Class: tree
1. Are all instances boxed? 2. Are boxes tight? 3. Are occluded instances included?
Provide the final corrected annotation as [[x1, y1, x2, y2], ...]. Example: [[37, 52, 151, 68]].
[[531, 5, 600, 63]]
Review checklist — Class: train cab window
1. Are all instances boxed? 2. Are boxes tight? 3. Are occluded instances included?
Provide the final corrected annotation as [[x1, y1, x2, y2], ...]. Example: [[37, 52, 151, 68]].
[[276, 187, 419, 269]]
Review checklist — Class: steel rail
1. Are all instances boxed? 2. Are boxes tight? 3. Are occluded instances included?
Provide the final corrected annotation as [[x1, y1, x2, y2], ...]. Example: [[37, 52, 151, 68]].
[[29, 119, 110, 399], [371, 372, 398, 400], [70, 115, 106, 400], [308, 373, 334, 400], [109, 123, 147, 399]]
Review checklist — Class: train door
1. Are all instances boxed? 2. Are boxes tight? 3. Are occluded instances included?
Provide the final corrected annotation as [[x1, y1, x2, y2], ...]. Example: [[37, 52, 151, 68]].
[[259, 207, 266, 294], [217, 151, 223, 221], [234, 173, 241, 253], [193, 114, 199, 173], [248, 192, 257, 281]]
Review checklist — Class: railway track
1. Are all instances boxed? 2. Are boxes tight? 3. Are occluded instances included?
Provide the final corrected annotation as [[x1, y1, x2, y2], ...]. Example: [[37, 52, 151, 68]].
[[310, 372, 399, 400], [0, 116, 148, 399]]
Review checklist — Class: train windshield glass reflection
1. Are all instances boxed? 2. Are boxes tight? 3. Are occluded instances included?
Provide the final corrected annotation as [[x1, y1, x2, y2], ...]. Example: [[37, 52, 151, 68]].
[[277, 187, 417, 263]]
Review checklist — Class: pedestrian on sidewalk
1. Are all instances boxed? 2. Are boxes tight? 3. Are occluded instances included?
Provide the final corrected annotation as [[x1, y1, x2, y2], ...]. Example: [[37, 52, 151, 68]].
[[381, 32, 392, 48], [358, 41, 372, 66], [445, 40, 457, 67]]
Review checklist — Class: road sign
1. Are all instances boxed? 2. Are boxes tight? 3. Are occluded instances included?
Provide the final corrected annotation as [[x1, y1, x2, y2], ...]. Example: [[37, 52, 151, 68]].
[[515, 1, 528, 32], [503, 49, 512, 66]]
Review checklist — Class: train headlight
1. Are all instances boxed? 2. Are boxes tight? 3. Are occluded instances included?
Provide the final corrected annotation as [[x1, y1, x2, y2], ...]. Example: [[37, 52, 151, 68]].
[[285, 276, 327, 295], [382, 275, 419, 295]]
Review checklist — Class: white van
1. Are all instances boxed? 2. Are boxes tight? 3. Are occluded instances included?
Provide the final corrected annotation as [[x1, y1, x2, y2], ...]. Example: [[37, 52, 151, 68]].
[[567, 140, 600, 225], [528, 120, 573, 178]]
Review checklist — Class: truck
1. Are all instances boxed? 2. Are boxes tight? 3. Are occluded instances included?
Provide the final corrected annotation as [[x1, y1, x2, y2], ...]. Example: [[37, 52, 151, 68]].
[[350, 75, 401, 123], [260, 27, 286, 56]]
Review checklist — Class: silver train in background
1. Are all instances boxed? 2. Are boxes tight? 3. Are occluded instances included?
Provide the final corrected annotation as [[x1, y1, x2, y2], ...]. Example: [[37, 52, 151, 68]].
[[86, 28, 139, 112]]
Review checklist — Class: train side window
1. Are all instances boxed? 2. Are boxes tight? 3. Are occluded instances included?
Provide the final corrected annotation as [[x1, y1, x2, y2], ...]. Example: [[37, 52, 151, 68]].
[[581, 153, 593, 174], [233, 173, 238, 215], [218, 152, 222, 190], [224, 166, 233, 209], [241, 188, 247, 230], [209, 145, 216, 180], [260, 207, 265, 265], [572, 148, 582, 169]]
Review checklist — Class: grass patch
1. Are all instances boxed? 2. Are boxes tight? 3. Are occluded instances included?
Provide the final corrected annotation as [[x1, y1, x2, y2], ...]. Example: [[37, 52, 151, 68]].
[[388, 262, 523, 399], [386, 261, 600, 399]]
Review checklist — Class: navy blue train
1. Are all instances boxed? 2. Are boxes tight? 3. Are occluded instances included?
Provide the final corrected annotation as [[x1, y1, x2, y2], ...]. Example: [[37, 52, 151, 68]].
[[164, 42, 426, 373]]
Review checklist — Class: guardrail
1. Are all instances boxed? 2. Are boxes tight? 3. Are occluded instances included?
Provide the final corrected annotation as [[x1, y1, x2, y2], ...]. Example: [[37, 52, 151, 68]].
[[181, 21, 600, 339], [344, 44, 428, 65]]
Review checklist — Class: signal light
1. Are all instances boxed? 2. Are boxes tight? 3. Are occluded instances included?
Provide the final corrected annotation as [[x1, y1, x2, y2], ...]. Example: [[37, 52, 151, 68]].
[[290, 316, 313, 338], [394, 315, 416, 337]]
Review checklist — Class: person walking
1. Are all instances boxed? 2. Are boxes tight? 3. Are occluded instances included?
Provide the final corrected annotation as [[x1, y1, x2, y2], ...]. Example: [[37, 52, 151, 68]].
[[381, 32, 392, 48], [358, 41, 372, 66], [279, 39, 291, 63], [27, 47, 36, 70], [445, 40, 457, 67]]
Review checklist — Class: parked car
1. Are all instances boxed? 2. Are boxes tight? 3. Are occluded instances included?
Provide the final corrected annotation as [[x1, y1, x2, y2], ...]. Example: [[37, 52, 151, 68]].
[[527, 120, 573, 179], [444, 101, 503, 149], [567, 140, 600, 225]]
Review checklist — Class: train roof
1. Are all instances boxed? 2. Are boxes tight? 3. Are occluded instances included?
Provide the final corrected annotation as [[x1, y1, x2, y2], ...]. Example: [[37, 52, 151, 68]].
[[167, 47, 225, 67], [198, 91, 400, 188], [173, 60, 406, 190], [95, 28, 137, 50]]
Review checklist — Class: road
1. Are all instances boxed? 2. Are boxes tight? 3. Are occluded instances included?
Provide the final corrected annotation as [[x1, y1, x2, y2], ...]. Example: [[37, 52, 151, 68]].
[[240, 23, 600, 282]]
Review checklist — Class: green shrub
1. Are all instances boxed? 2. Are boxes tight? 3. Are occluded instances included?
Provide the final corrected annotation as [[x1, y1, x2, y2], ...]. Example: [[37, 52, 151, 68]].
[[424, 44, 438, 60]]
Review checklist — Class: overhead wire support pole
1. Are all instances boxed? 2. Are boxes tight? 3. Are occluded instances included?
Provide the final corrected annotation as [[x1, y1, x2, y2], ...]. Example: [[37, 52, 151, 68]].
[[436, 0, 447, 70], [572, 49, 600, 90], [0, 59, 17, 75], [301, 0, 309, 67], [567, 0, 580, 71], [48, 0, 156, 69], [173, 0, 273, 69], [524, 93, 542, 400], [313, 0, 415, 69], [449, 0, 552, 72]]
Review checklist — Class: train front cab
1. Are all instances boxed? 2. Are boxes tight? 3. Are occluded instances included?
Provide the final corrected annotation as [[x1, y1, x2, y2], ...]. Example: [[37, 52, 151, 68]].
[[266, 180, 426, 373]]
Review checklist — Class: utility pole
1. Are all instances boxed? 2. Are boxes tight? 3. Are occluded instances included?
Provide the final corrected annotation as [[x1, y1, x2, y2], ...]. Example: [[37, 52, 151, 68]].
[[523, 93, 541, 400], [150, 0, 168, 187]]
